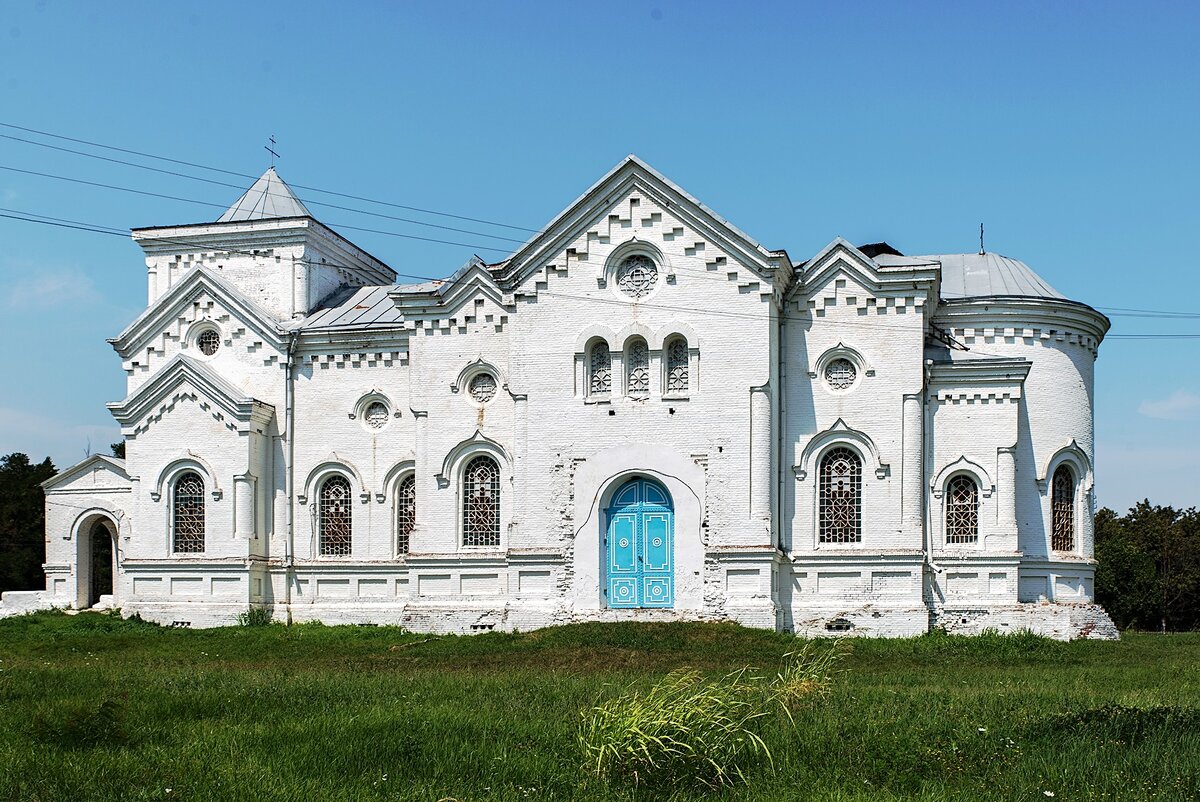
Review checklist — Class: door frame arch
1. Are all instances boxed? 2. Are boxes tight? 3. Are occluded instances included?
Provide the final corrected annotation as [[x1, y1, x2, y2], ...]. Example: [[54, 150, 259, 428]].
[[73, 512, 119, 609]]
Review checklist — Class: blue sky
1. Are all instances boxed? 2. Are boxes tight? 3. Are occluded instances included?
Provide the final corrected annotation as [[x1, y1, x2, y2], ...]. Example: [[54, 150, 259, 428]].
[[0, 1, 1196, 511]]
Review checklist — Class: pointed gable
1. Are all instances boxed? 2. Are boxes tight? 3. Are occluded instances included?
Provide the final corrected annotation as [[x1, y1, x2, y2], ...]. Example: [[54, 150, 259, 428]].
[[217, 167, 312, 222]]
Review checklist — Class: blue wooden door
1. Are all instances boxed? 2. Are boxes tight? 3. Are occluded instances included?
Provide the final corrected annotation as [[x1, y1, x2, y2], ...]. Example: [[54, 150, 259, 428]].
[[606, 478, 674, 608]]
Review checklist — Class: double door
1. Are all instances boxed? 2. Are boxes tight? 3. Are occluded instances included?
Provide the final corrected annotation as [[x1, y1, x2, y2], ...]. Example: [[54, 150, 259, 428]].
[[606, 478, 674, 608]]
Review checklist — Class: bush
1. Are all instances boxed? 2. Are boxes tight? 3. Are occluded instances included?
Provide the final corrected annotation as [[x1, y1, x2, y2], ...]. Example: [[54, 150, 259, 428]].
[[236, 606, 275, 627], [578, 642, 845, 789]]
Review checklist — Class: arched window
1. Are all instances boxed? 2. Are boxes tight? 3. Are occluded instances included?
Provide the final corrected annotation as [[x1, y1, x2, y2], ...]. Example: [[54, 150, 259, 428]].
[[945, 475, 979, 544], [589, 341, 611, 396], [819, 447, 861, 543], [1051, 465, 1075, 551], [318, 475, 353, 557], [665, 336, 689, 395], [396, 475, 415, 556], [626, 338, 649, 399], [462, 455, 501, 547], [172, 471, 205, 553]]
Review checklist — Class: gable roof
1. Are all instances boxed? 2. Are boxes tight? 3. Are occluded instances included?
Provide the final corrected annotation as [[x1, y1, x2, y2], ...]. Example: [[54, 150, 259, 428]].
[[109, 264, 286, 358], [493, 155, 790, 288], [108, 354, 275, 432], [41, 454, 129, 491], [217, 167, 312, 222]]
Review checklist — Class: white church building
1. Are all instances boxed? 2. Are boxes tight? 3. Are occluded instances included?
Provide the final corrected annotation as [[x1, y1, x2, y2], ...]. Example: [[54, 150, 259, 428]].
[[9, 157, 1118, 638]]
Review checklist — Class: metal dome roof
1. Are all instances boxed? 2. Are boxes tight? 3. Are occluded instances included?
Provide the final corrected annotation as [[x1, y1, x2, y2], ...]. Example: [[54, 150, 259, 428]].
[[918, 252, 1066, 300]]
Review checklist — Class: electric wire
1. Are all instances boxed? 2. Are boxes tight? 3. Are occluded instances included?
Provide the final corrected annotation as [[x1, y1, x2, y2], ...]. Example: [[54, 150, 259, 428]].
[[0, 120, 539, 232]]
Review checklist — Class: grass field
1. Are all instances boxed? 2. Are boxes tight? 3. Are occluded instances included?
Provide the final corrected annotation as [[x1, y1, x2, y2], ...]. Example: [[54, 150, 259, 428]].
[[1, 612, 1198, 801]]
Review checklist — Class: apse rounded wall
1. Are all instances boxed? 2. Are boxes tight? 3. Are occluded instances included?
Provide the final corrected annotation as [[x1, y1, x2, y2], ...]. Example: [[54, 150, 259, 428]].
[[932, 297, 1108, 567]]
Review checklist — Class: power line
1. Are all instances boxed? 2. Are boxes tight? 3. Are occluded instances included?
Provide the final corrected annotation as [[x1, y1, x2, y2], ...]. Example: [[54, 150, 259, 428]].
[[0, 132, 527, 244], [0, 120, 539, 232]]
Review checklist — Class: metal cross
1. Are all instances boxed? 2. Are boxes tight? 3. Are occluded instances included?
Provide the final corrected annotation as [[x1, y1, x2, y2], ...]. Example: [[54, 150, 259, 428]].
[[979, 222, 985, 255], [265, 135, 279, 167]]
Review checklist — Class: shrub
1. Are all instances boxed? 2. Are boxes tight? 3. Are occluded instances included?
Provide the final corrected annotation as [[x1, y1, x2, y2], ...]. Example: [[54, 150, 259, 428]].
[[579, 642, 845, 789], [236, 606, 275, 627]]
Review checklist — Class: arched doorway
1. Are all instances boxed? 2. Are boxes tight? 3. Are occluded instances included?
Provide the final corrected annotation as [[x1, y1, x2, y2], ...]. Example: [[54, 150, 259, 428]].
[[605, 477, 674, 608], [88, 521, 114, 608]]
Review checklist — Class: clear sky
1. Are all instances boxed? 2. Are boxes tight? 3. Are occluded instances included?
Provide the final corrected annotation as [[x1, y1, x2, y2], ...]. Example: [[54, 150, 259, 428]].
[[1, 1, 1197, 512]]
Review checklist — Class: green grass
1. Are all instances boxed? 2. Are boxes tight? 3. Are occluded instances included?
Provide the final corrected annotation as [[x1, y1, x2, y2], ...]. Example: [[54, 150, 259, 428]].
[[1, 612, 1198, 801]]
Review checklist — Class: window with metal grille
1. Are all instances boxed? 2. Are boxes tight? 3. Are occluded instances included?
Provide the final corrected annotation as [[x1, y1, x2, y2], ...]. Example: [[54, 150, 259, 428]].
[[172, 471, 205, 553], [469, 372, 497, 404], [462, 455, 500, 547], [824, 358, 856, 390], [945, 475, 979, 544], [665, 336, 689, 395], [319, 475, 353, 557], [616, 254, 659, 298], [1051, 465, 1075, 551], [819, 447, 862, 543], [626, 338, 649, 398], [396, 475, 415, 556], [589, 341, 611, 396], [197, 329, 220, 356], [364, 401, 390, 429]]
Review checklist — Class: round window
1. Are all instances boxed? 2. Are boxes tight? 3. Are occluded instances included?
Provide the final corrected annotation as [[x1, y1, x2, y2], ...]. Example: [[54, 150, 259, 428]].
[[197, 329, 221, 356], [468, 372, 498, 404], [364, 401, 390, 429], [615, 254, 659, 299], [824, 358, 857, 390]]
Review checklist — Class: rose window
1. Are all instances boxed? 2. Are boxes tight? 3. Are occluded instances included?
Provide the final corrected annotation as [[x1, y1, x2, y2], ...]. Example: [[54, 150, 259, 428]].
[[469, 372, 497, 404], [197, 329, 221, 356], [616, 254, 659, 299], [364, 401, 389, 429], [824, 358, 857, 390]]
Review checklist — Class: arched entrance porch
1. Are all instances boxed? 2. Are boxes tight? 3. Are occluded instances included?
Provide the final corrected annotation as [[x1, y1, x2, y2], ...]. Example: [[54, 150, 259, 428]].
[[75, 514, 118, 609]]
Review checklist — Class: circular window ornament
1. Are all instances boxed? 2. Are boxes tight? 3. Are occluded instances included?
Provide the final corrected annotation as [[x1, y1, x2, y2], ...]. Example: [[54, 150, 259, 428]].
[[615, 254, 659, 299], [468, 372, 498, 404], [364, 401, 390, 430], [824, 358, 857, 390], [197, 329, 221, 356]]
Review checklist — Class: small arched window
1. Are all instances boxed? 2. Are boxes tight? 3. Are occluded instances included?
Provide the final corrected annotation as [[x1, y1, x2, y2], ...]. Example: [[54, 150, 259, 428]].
[[819, 447, 862, 543], [396, 475, 415, 556], [319, 475, 353, 557], [945, 475, 979, 544], [463, 455, 501, 548], [589, 341, 611, 396], [172, 471, 205, 553], [626, 338, 650, 399], [1051, 465, 1075, 551], [665, 336, 689, 395]]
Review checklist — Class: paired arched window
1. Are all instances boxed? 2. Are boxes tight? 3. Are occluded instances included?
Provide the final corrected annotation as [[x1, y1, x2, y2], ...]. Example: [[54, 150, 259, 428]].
[[396, 475, 415, 556], [625, 338, 650, 398], [945, 475, 979, 544], [1051, 465, 1075, 551], [172, 471, 205, 553], [819, 447, 861, 543], [665, 336, 689, 395], [318, 475, 353, 557], [589, 341, 612, 396], [463, 455, 501, 547]]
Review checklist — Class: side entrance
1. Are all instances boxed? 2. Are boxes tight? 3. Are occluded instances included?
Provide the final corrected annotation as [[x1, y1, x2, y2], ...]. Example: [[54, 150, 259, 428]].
[[605, 477, 674, 608]]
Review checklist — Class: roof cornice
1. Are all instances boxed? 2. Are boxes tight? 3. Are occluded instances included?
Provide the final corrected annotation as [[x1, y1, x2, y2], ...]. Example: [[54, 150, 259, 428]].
[[107, 354, 275, 433], [41, 454, 130, 490], [933, 297, 1111, 343], [792, 238, 940, 299]]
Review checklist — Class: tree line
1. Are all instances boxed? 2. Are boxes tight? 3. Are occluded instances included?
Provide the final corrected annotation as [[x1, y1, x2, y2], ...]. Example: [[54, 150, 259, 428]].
[[1, 449, 1197, 630]]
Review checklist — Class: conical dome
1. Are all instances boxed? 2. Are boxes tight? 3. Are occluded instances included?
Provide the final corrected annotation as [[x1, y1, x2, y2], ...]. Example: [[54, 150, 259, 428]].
[[217, 167, 312, 222]]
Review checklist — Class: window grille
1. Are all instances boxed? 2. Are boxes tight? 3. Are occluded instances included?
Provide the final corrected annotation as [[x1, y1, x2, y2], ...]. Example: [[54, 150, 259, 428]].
[[172, 471, 205, 553], [824, 358, 856, 390], [945, 475, 979, 544], [1051, 465, 1075, 551], [616, 254, 659, 298], [819, 447, 861, 543], [319, 475, 353, 557], [396, 475, 415, 556], [626, 339, 649, 398], [666, 337, 689, 395], [469, 372, 497, 404], [462, 455, 501, 547], [197, 329, 220, 356], [589, 341, 611, 395], [364, 401, 389, 429]]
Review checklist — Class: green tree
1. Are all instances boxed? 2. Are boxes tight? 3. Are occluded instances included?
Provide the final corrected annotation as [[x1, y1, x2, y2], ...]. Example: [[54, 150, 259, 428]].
[[110, 441, 125, 459], [0, 453, 56, 594]]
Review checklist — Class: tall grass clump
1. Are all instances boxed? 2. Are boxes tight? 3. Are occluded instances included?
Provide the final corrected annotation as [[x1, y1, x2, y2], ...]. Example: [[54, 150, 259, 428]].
[[579, 641, 845, 789], [236, 606, 275, 627]]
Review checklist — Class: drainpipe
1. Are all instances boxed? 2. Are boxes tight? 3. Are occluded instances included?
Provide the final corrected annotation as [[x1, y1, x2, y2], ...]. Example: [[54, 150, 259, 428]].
[[283, 330, 299, 620], [920, 359, 943, 578]]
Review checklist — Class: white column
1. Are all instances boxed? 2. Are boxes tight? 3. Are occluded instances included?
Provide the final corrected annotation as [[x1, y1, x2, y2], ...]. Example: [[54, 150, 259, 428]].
[[997, 446, 1018, 543], [510, 392, 528, 546], [410, 410, 430, 552], [234, 474, 256, 540], [749, 385, 771, 535], [901, 393, 924, 540]]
